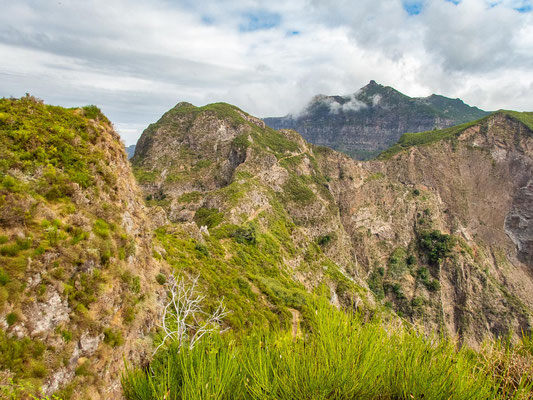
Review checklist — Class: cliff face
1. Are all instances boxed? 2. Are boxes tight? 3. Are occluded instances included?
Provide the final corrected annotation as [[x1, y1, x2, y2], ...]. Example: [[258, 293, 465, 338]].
[[134, 102, 533, 347], [264, 81, 489, 160], [311, 111, 533, 345], [360, 112, 533, 345], [0, 97, 164, 399]]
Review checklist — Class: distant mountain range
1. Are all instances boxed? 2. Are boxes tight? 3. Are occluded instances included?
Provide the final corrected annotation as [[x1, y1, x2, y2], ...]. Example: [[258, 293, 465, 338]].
[[264, 80, 489, 160], [126, 144, 136, 159]]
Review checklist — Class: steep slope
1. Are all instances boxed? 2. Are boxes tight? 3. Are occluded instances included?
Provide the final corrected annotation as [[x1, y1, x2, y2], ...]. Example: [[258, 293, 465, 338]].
[[363, 111, 533, 344], [264, 80, 489, 160], [0, 96, 164, 399], [131, 102, 374, 329], [134, 101, 533, 347]]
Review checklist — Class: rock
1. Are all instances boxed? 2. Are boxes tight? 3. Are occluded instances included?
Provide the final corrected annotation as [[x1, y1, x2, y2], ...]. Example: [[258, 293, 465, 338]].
[[28, 290, 70, 336]]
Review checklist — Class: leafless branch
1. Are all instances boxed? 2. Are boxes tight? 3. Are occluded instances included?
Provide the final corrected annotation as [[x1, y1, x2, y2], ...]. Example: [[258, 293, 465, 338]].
[[153, 275, 229, 355]]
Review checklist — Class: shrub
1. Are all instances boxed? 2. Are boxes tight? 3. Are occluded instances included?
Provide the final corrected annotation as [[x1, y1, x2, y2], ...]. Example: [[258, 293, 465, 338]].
[[194, 207, 224, 229], [317, 233, 334, 247], [103, 328, 124, 348], [0, 268, 9, 285], [6, 312, 18, 326], [194, 243, 209, 257], [283, 176, 316, 205], [428, 279, 441, 292], [82, 105, 103, 120], [156, 274, 167, 285], [93, 219, 111, 238], [419, 230, 454, 266], [232, 224, 256, 245]]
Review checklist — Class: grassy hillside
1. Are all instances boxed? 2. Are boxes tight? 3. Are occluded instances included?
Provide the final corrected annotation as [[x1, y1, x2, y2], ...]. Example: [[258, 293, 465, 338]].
[[0, 96, 158, 399], [132, 101, 367, 333], [379, 111, 533, 159]]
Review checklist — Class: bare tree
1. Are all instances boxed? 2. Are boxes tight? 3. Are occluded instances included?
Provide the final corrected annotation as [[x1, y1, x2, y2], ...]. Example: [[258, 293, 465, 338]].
[[153, 275, 229, 355]]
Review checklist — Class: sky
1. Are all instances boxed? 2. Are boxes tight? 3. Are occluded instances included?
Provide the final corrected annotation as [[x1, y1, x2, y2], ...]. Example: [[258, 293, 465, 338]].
[[1, 0, 532, 145]]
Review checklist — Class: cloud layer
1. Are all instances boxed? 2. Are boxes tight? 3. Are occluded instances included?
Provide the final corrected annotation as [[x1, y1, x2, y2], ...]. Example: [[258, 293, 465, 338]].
[[0, 0, 531, 144]]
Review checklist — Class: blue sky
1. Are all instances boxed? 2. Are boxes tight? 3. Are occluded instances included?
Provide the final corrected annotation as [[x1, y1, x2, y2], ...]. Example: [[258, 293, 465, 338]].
[[0, 0, 532, 145]]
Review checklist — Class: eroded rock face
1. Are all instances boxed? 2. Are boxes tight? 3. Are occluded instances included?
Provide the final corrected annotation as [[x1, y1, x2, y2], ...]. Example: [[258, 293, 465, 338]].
[[506, 181, 533, 265], [351, 113, 533, 344], [28, 291, 70, 336]]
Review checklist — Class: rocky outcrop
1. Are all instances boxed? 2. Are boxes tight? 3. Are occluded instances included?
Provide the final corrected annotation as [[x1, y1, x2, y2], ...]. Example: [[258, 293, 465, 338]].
[[264, 80, 488, 160]]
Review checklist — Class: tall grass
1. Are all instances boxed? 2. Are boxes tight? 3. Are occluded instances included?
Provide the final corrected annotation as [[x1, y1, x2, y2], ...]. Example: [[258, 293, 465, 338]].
[[122, 300, 532, 400]]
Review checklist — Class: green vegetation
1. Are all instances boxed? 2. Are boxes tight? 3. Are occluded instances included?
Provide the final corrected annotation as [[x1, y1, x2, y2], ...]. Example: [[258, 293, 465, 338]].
[[379, 118, 487, 159], [502, 110, 533, 131], [0, 330, 47, 386], [178, 191, 202, 203], [252, 127, 299, 156], [103, 328, 124, 348], [282, 176, 316, 205], [193, 207, 224, 229], [419, 230, 454, 266], [379, 110, 533, 159], [156, 273, 167, 285], [0, 95, 114, 199], [122, 299, 533, 399], [0, 96, 152, 397]]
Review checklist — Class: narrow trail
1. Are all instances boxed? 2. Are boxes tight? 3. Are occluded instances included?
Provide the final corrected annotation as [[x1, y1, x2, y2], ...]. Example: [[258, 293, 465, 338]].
[[288, 308, 301, 338]]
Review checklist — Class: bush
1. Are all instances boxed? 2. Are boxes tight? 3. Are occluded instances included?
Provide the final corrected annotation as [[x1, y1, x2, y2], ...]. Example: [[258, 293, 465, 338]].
[[93, 219, 111, 238], [283, 176, 316, 205], [406, 255, 417, 266], [103, 328, 124, 348], [156, 274, 166, 285], [194, 207, 224, 229], [194, 243, 209, 257], [317, 233, 334, 247], [232, 224, 256, 245], [6, 312, 18, 326], [0, 268, 9, 286], [419, 230, 454, 266]]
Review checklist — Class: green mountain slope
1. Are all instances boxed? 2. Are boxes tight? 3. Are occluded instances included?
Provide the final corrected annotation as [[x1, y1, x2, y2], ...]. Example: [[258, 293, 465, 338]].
[[132, 102, 371, 331], [0, 96, 163, 399]]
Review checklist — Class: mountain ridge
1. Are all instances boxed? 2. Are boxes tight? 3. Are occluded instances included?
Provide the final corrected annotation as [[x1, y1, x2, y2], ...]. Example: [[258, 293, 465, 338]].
[[264, 81, 489, 160]]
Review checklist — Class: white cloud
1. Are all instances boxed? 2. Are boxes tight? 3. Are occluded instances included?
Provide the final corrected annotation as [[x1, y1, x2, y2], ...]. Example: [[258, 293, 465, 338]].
[[0, 0, 531, 145]]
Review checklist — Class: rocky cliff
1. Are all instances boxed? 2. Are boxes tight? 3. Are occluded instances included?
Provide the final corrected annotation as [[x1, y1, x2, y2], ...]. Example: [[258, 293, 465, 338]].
[[134, 102, 533, 347], [0, 96, 165, 399], [264, 80, 489, 160]]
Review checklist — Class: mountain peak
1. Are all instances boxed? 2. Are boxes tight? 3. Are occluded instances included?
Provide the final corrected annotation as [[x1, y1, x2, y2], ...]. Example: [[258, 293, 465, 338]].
[[264, 82, 489, 160]]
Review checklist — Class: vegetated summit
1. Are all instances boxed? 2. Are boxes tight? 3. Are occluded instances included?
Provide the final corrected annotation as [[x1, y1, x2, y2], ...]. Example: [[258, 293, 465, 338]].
[[3, 94, 533, 399], [264, 80, 489, 160]]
